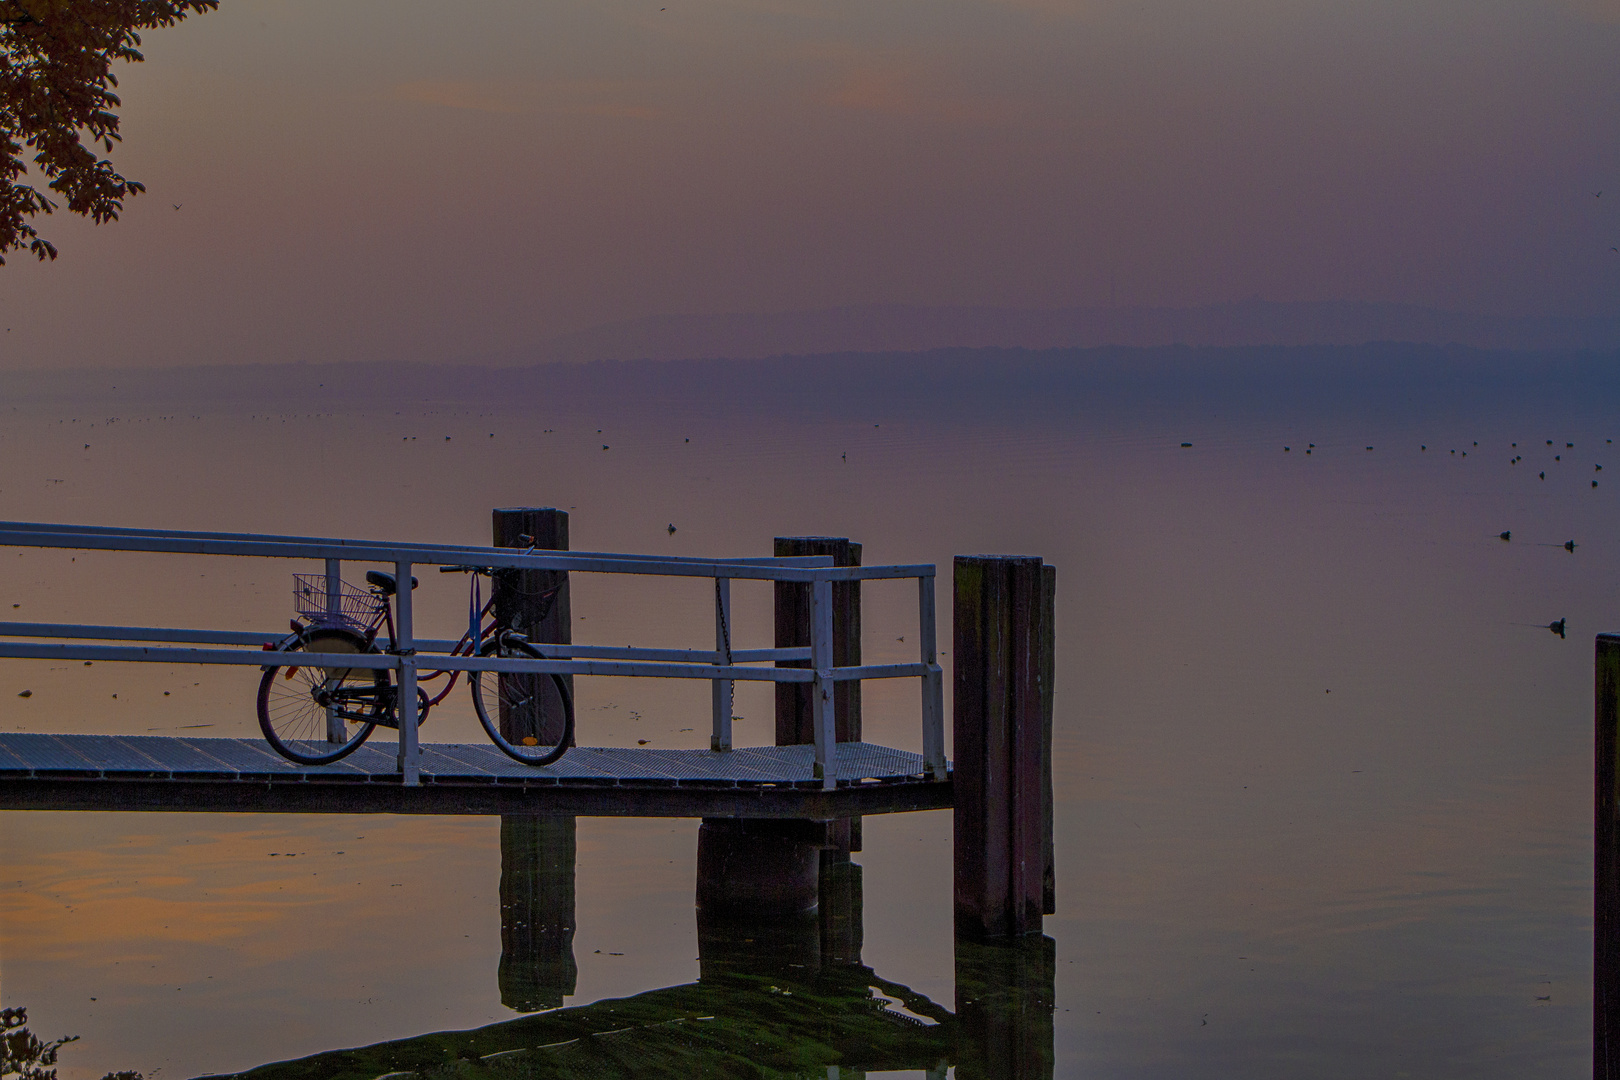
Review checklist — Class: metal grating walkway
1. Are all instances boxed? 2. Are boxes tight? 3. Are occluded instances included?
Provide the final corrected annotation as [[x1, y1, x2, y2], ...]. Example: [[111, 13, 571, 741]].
[[0, 732, 930, 785], [0, 733, 953, 816]]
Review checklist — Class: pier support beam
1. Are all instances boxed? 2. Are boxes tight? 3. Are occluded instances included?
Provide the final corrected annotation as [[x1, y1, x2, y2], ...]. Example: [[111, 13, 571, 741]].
[[492, 507, 572, 747], [696, 817, 866, 979], [953, 556, 1056, 940], [695, 817, 822, 918], [498, 814, 578, 1012], [1598, 634, 1620, 1077]]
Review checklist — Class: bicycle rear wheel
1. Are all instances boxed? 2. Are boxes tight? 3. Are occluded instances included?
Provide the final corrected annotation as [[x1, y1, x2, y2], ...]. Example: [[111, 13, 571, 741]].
[[471, 636, 573, 766], [258, 628, 384, 765]]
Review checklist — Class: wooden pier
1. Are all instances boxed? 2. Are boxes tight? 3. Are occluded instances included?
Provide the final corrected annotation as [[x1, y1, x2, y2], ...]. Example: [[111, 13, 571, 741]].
[[0, 512, 1057, 943], [0, 732, 949, 816]]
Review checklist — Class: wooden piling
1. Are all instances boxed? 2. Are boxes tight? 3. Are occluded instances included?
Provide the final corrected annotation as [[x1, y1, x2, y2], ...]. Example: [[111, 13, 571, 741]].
[[953, 555, 1055, 940], [492, 507, 572, 746], [1040, 564, 1056, 917], [774, 537, 863, 746], [775, 537, 864, 848], [1598, 634, 1620, 1078], [695, 818, 822, 919], [498, 814, 577, 1012]]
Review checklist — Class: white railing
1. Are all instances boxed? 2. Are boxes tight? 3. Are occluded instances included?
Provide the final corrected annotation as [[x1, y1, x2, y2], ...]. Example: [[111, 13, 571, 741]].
[[0, 521, 946, 788]]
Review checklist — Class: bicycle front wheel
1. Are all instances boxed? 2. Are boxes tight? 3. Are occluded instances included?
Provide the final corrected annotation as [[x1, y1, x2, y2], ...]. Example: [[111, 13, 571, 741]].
[[471, 637, 573, 766], [258, 628, 384, 765]]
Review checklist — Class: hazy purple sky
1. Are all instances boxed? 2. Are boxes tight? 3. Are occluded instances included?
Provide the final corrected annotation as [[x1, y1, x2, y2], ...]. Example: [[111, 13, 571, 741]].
[[2, 0, 1617, 368]]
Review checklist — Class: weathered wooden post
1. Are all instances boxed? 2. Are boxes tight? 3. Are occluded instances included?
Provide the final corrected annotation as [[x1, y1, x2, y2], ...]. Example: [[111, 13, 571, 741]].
[[498, 814, 578, 1011], [1597, 634, 1620, 1077], [492, 509, 578, 1011], [775, 537, 863, 746], [776, 537, 864, 840], [492, 507, 572, 747], [953, 556, 1056, 940]]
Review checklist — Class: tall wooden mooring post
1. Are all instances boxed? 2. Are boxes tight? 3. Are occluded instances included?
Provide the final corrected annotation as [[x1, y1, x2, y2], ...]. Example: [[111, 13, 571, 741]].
[[1598, 634, 1620, 1078], [953, 555, 1057, 940], [493, 508, 577, 1010]]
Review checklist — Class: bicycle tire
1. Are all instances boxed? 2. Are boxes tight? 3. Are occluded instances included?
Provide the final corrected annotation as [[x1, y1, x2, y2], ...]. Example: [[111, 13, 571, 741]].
[[471, 636, 574, 766], [258, 627, 385, 765]]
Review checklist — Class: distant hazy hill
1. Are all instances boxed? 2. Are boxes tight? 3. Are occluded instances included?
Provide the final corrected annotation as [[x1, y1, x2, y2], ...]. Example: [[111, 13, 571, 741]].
[[534, 301, 1620, 362], [7, 344, 1620, 431]]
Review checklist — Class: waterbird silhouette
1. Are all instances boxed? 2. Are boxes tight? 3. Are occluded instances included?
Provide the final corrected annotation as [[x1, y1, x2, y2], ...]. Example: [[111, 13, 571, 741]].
[[667, 523, 677, 535], [1510, 619, 1565, 638], [1567, 540, 1577, 551], [172, 204, 181, 210], [1499, 531, 1511, 541]]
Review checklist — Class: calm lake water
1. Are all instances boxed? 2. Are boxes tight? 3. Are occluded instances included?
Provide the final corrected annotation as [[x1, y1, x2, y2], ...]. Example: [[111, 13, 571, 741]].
[[1, 347, 1613, 1077]]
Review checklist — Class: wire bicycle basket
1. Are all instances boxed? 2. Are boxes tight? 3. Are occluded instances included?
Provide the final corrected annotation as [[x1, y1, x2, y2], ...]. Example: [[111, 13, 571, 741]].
[[292, 574, 387, 630]]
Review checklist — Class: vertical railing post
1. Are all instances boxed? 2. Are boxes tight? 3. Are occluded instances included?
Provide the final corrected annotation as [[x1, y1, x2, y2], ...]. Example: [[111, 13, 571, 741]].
[[1598, 634, 1620, 1078], [811, 575, 836, 788], [394, 559, 420, 784], [323, 557, 344, 743], [920, 571, 946, 780], [712, 575, 733, 752]]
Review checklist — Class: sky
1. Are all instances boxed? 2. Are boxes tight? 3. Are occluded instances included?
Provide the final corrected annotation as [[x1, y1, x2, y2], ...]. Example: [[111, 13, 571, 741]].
[[1, 0, 1618, 368]]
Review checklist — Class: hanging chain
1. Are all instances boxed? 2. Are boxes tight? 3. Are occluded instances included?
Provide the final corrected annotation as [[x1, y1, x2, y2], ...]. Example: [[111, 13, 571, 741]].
[[714, 577, 734, 705]]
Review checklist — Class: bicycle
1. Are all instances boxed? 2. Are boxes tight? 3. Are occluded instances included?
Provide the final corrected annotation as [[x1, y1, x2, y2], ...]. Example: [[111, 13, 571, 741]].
[[256, 563, 574, 767]]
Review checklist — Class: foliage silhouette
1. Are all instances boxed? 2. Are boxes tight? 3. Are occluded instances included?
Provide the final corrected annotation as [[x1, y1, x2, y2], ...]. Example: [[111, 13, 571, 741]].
[[1, 1007, 142, 1080], [1, 0, 217, 264]]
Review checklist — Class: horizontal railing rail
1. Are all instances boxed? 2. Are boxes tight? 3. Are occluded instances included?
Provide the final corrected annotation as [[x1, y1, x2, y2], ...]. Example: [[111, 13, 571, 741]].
[[0, 521, 947, 788]]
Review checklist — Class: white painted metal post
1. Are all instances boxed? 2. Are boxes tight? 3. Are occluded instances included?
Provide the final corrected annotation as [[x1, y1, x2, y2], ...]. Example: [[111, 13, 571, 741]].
[[711, 576, 732, 752], [919, 573, 946, 780], [811, 576, 836, 788], [324, 558, 344, 743], [393, 559, 421, 784]]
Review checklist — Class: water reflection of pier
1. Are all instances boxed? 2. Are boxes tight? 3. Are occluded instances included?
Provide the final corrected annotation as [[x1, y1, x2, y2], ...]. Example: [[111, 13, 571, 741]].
[[221, 814, 1055, 1080]]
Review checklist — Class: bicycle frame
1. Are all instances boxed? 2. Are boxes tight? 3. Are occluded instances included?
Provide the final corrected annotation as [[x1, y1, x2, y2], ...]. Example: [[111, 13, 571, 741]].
[[293, 570, 560, 726]]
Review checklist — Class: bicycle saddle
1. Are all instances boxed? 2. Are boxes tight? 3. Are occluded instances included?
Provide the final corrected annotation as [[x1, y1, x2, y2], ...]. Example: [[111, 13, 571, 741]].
[[364, 570, 419, 595]]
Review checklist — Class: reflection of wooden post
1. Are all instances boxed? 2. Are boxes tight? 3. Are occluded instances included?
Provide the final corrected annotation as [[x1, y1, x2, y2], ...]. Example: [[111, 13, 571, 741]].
[[954, 556, 1054, 940], [492, 508, 571, 746], [954, 936, 1056, 1080], [1598, 634, 1620, 1075], [818, 847, 864, 968], [498, 815, 577, 1012]]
